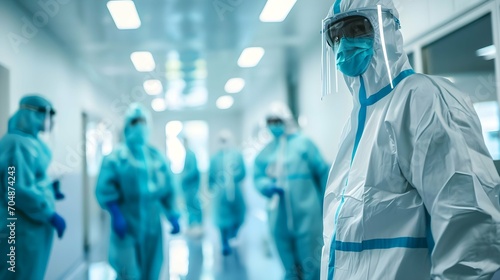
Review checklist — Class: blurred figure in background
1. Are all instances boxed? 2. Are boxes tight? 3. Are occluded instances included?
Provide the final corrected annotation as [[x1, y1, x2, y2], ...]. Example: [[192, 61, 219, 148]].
[[181, 138, 204, 237], [0, 95, 66, 280], [254, 102, 329, 280], [95, 103, 180, 280], [209, 130, 246, 256]]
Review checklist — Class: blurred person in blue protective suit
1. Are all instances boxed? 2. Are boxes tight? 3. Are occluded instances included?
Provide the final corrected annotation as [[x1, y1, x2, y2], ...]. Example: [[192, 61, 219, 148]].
[[209, 130, 246, 256], [321, 0, 500, 279], [181, 138, 204, 236], [254, 102, 329, 280], [0, 94, 66, 280], [95, 103, 180, 280]]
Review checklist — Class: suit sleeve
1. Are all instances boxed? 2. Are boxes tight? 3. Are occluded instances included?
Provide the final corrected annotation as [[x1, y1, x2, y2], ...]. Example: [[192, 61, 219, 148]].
[[208, 155, 217, 190], [3, 144, 54, 222], [306, 138, 330, 194], [393, 81, 500, 279], [182, 151, 200, 186], [160, 158, 180, 218], [234, 152, 246, 183], [254, 149, 273, 195], [95, 155, 121, 208]]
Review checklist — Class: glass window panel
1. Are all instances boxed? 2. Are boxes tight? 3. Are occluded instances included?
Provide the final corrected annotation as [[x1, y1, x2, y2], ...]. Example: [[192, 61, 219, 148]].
[[422, 14, 499, 159]]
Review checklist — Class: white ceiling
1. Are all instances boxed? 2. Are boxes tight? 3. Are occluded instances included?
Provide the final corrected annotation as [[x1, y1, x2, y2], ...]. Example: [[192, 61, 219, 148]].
[[16, 0, 492, 116], [16, 0, 332, 115]]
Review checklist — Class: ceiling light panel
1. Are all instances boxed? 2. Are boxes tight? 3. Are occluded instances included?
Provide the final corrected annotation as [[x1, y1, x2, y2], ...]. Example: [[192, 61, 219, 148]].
[[143, 79, 163, 95], [151, 98, 167, 112], [260, 0, 297, 22], [216, 95, 234, 110], [224, 78, 245, 94], [130, 51, 156, 72], [107, 0, 141, 30], [238, 47, 265, 68]]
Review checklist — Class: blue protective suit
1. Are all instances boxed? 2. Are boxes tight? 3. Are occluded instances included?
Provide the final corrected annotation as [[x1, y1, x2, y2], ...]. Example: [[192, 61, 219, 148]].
[[0, 95, 58, 280], [181, 148, 203, 226], [96, 104, 179, 280], [255, 131, 329, 280], [209, 149, 246, 245]]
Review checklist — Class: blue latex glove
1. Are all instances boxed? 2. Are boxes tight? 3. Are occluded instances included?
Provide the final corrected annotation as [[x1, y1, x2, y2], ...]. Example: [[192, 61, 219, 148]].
[[107, 201, 127, 239], [222, 242, 232, 256], [262, 186, 284, 198], [50, 213, 66, 239], [52, 180, 65, 200], [168, 215, 180, 234]]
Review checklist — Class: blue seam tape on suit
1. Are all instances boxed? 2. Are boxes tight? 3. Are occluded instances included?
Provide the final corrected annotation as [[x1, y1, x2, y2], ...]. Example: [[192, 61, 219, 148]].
[[335, 237, 428, 252], [333, 0, 342, 14], [328, 69, 415, 280], [287, 174, 312, 180]]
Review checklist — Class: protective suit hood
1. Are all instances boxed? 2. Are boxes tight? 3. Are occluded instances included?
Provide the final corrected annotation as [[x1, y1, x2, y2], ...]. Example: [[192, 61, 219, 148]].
[[265, 102, 297, 135], [217, 130, 234, 150], [327, 0, 412, 102], [8, 94, 55, 137], [123, 103, 151, 149]]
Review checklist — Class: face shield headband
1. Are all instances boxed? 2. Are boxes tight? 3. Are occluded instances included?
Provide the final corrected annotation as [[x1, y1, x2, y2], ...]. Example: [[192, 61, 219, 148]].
[[129, 117, 147, 127], [321, 5, 401, 98], [20, 104, 56, 116], [266, 117, 285, 126], [20, 104, 56, 132]]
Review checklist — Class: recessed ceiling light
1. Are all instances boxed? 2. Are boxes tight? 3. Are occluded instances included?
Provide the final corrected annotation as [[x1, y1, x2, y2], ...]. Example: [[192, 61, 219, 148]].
[[143, 79, 163, 95], [238, 47, 265, 68], [216, 95, 234, 110], [151, 98, 166, 112], [107, 0, 141, 30], [260, 0, 297, 22], [130, 51, 156, 72], [224, 78, 245, 94]]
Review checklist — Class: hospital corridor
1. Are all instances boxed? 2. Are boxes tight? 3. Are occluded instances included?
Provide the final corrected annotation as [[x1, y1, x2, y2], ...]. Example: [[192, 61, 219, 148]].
[[1, 0, 500, 279]]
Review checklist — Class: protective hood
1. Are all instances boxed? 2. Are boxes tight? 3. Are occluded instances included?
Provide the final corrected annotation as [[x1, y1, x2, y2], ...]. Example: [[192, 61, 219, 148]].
[[217, 129, 234, 150], [123, 103, 151, 149], [265, 102, 297, 136], [8, 95, 55, 137], [327, 0, 412, 102]]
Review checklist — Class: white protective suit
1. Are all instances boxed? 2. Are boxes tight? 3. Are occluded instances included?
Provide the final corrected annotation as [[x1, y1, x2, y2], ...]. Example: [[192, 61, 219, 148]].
[[321, 0, 500, 279]]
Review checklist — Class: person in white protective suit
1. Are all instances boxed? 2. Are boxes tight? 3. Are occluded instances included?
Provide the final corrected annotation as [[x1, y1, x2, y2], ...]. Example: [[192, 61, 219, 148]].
[[320, 0, 500, 279]]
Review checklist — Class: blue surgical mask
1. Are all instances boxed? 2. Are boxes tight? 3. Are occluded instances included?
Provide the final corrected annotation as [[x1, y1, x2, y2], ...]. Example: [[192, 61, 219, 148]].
[[336, 37, 374, 77], [125, 124, 149, 147], [268, 124, 285, 138]]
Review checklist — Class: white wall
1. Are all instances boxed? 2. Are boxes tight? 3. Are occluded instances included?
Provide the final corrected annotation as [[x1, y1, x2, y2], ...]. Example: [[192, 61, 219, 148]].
[[0, 1, 119, 279], [297, 38, 353, 164]]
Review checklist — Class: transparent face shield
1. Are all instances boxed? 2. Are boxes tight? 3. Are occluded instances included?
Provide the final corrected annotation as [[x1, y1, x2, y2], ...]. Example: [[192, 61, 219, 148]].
[[322, 5, 400, 97], [20, 104, 56, 132], [19, 104, 56, 147], [43, 106, 54, 132]]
